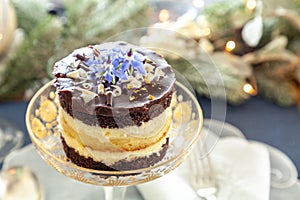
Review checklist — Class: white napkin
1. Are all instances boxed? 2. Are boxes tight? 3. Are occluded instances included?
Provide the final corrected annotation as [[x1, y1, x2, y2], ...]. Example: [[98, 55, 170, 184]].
[[137, 137, 270, 200]]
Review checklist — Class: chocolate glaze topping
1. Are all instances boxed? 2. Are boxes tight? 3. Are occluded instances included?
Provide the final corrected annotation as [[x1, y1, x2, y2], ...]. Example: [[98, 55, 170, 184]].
[[53, 41, 175, 128]]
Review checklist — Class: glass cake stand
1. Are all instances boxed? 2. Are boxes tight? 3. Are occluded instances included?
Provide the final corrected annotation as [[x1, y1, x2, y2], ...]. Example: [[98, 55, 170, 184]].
[[25, 80, 203, 200]]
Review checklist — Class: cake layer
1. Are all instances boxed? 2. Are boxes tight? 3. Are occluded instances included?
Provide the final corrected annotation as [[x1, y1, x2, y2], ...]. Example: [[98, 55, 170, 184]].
[[59, 108, 172, 165], [53, 41, 176, 128], [58, 87, 174, 128], [61, 136, 169, 171]]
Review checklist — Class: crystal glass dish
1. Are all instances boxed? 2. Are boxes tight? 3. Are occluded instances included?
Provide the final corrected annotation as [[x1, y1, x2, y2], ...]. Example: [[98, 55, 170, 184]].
[[26, 80, 203, 198]]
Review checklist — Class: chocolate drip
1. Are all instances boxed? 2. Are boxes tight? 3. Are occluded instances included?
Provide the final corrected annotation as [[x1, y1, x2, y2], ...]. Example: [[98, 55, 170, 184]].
[[75, 54, 87, 61]]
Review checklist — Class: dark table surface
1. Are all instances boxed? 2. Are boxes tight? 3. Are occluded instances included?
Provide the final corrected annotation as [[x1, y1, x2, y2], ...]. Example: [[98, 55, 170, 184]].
[[0, 96, 299, 178]]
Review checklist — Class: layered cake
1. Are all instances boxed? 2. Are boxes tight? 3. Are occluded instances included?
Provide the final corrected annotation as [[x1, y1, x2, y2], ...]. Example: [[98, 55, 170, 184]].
[[53, 41, 176, 171]]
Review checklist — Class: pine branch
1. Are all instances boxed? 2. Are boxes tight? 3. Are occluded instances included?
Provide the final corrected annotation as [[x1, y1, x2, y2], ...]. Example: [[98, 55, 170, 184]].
[[274, 8, 300, 32], [203, 0, 253, 39], [11, 0, 49, 33], [266, 60, 299, 79], [255, 72, 295, 106], [168, 55, 250, 105], [85, 0, 147, 37]]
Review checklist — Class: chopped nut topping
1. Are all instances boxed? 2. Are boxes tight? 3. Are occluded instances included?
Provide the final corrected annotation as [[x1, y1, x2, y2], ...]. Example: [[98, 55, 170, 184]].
[[127, 77, 142, 89], [111, 85, 122, 97], [130, 96, 135, 101], [66, 70, 80, 79], [78, 88, 97, 103], [145, 73, 154, 84], [145, 63, 154, 72], [145, 77, 150, 84], [98, 83, 104, 94], [148, 95, 155, 100], [155, 67, 165, 77]]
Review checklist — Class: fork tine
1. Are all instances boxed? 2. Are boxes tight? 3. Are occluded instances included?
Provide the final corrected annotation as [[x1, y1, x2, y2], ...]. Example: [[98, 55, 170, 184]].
[[203, 142, 216, 182], [188, 139, 217, 199]]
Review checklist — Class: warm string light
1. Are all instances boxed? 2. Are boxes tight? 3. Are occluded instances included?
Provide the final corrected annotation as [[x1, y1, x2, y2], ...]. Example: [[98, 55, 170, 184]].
[[243, 75, 258, 96], [225, 40, 236, 52], [246, 0, 257, 12], [243, 83, 256, 95], [158, 9, 170, 22]]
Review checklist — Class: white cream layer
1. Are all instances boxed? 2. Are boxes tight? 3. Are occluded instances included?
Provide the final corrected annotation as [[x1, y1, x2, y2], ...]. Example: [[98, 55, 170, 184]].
[[61, 106, 172, 141]]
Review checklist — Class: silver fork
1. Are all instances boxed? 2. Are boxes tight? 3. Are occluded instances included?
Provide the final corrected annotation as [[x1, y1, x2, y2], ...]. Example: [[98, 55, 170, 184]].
[[188, 139, 218, 200]]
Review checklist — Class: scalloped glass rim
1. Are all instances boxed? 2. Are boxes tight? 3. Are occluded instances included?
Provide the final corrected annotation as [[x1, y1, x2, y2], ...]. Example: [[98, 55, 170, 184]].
[[26, 80, 203, 176]]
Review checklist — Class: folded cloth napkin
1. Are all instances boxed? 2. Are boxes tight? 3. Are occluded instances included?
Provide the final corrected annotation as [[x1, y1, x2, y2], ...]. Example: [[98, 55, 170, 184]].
[[137, 136, 270, 200]]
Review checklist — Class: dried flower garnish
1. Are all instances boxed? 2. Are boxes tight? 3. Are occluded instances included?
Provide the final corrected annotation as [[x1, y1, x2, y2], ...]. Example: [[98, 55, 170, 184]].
[[120, 48, 146, 75], [82, 47, 146, 84]]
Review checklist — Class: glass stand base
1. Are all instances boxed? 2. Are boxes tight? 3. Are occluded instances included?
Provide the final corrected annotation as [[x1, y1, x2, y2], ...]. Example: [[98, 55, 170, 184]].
[[0, 119, 24, 163], [104, 186, 126, 200]]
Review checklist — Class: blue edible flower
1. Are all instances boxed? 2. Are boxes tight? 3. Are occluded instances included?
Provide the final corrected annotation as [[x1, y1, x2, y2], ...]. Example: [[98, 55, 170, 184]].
[[120, 49, 146, 75], [84, 47, 146, 84]]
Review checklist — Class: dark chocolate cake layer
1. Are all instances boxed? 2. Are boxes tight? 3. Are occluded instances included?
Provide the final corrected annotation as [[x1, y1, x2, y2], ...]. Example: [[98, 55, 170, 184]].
[[61, 136, 169, 171], [53, 41, 175, 128], [58, 87, 173, 128]]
